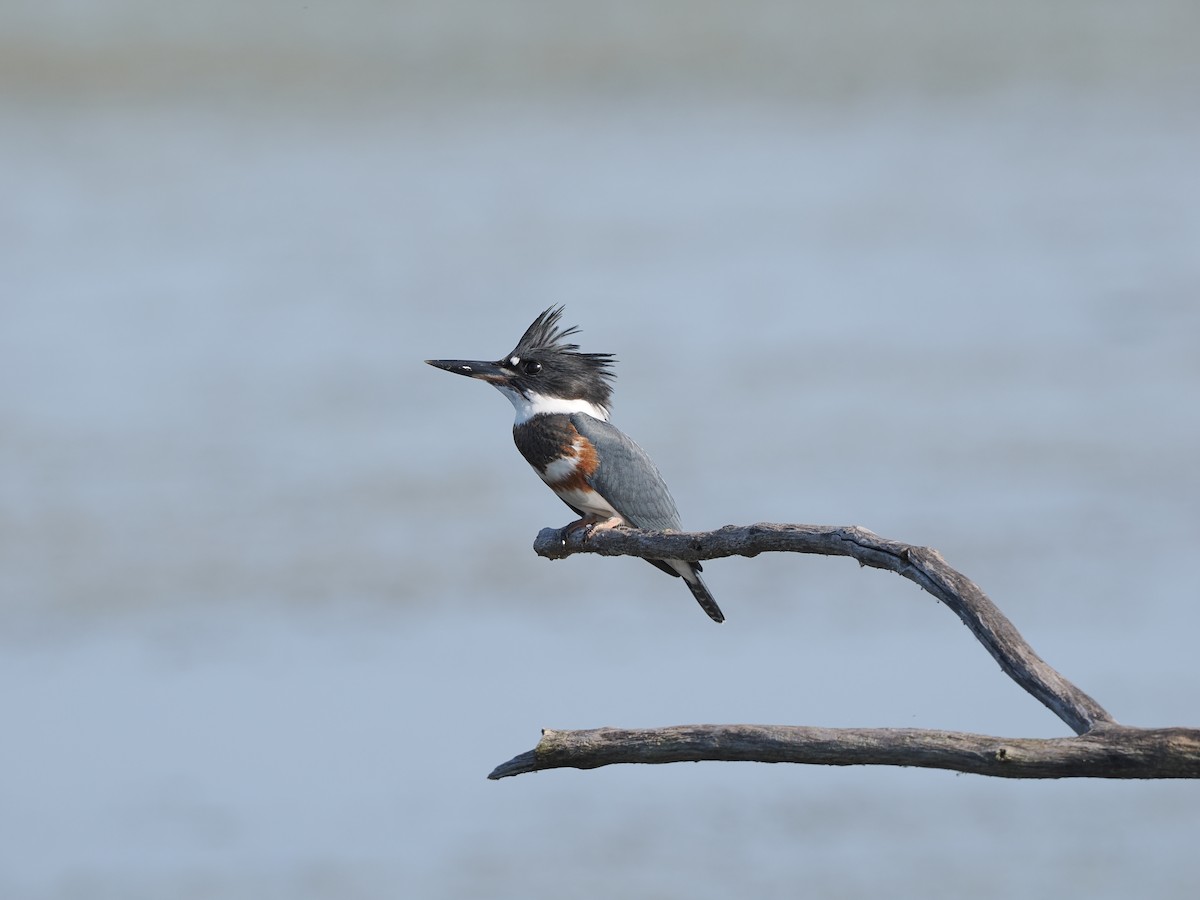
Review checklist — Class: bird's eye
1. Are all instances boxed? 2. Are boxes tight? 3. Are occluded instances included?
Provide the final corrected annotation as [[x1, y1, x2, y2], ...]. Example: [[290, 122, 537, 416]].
[[522, 360, 542, 376]]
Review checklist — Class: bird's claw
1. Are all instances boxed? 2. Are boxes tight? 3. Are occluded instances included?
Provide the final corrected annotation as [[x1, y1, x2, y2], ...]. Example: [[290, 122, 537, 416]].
[[560, 519, 597, 544]]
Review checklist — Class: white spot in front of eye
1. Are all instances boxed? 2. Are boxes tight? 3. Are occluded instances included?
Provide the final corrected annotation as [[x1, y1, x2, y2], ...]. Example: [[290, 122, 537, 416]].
[[510, 356, 520, 366]]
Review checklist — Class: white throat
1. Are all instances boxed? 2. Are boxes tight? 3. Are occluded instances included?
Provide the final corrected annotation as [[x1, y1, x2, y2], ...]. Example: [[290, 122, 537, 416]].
[[496, 386, 609, 425]]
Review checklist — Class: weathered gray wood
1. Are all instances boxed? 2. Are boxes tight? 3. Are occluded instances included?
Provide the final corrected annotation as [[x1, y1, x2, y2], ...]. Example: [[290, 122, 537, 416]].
[[534, 523, 1113, 735], [485, 522, 1200, 781], [488, 724, 1200, 780]]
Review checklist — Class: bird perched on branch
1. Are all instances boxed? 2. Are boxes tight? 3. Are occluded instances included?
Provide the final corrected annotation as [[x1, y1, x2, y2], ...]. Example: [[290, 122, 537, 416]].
[[426, 306, 724, 623]]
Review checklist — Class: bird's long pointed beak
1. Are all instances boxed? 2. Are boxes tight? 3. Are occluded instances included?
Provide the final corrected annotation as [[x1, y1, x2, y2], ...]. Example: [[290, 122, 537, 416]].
[[424, 358, 511, 383]]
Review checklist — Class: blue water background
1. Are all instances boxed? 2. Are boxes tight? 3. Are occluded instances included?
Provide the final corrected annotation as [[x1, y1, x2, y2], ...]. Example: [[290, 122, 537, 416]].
[[2, 3, 1198, 897]]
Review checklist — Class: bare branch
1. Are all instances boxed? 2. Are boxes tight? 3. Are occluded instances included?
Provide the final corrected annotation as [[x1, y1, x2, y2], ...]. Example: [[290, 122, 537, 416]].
[[488, 725, 1200, 780], [534, 522, 1114, 735], [490, 522, 1199, 781]]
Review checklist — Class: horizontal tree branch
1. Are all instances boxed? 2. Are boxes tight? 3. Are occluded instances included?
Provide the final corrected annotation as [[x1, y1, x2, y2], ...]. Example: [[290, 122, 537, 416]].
[[534, 522, 1113, 735], [488, 724, 1200, 780]]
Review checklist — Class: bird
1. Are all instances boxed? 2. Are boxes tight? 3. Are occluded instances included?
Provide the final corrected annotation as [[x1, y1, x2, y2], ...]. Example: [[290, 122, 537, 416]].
[[425, 306, 724, 623]]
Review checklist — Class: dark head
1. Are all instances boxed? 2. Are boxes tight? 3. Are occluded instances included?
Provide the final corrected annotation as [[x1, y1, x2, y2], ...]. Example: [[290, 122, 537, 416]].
[[425, 306, 617, 420]]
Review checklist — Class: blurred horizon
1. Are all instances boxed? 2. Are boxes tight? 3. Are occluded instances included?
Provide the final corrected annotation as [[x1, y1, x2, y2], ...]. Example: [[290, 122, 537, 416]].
[[6, 1, 1199, 104]]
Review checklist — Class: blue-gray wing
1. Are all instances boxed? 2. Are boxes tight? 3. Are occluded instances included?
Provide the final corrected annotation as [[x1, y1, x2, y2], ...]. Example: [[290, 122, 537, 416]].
[[569, 413, 682, 532]]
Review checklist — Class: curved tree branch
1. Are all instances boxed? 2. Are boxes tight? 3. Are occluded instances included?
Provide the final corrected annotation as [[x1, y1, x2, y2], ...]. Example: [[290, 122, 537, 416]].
[[535, 523, 1112, 734], [483, 523, 1200, 781]]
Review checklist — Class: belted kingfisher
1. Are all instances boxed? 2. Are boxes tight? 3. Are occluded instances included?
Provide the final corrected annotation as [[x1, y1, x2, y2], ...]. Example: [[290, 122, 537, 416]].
[[425, 306, 724, 623]]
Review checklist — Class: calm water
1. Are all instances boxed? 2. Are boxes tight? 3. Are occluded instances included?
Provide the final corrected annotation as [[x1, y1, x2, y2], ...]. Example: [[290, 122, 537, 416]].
[[3, 3, 1199, 898]]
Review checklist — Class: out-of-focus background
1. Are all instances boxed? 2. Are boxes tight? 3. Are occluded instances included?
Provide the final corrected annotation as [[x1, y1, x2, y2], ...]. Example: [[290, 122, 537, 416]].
[[3, 2, 1198, 897]]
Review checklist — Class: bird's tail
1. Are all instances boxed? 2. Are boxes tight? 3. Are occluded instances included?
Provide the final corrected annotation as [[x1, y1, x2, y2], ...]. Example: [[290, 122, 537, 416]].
[[668, 559, 725, 623]]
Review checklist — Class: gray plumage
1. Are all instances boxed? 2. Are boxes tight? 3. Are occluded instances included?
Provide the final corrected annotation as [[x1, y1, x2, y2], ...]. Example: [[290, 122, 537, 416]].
[[567, 413, 682, 532], [567, 412, 725, 623]]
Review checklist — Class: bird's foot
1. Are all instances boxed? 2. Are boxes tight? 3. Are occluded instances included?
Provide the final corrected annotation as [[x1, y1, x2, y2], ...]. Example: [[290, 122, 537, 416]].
[[560, 516, 625, 544], [559, 519, 588, 545]]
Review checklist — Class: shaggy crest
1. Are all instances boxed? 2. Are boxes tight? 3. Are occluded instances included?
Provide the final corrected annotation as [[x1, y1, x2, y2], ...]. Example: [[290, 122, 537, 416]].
[[505, 306, 617, 409], [510, 306, 616, 378]]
